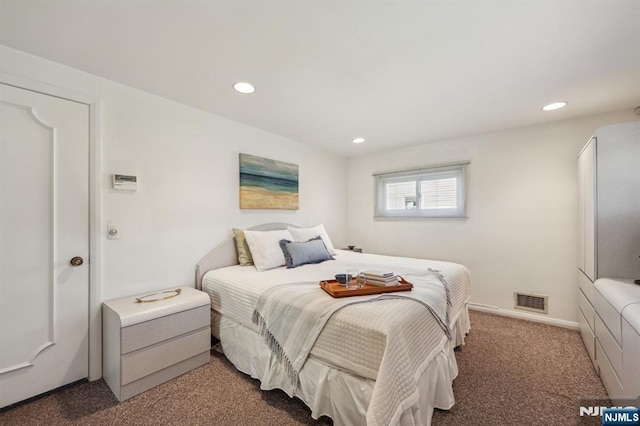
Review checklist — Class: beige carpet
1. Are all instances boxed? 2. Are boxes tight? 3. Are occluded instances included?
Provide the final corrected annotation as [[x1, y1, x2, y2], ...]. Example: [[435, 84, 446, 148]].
[[0, 311, 607, 425]]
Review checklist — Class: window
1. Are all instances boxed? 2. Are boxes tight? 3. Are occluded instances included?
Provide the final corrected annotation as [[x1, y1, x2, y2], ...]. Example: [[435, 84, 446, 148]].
[[374, 162, 468, 218]]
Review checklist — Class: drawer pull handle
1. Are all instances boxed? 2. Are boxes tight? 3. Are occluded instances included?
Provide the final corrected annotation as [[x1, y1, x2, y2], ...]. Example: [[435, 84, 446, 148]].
[[135, 288, 182, 303]]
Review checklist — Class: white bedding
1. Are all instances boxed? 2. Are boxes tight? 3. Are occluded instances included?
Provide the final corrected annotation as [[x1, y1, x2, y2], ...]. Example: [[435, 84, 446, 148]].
[[202, 250, 471, 381]]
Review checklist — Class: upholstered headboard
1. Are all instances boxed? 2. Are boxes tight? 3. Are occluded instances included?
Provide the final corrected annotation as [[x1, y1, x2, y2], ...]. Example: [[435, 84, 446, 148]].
[[195, 223, 297, 289]]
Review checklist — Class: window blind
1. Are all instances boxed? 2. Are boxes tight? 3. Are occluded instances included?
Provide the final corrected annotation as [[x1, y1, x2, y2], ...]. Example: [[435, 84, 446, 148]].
[[374, 162, 468, 218]]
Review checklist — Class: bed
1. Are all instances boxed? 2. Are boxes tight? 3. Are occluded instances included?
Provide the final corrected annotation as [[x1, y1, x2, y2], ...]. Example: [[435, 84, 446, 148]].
[[196, 223, 471, 426]]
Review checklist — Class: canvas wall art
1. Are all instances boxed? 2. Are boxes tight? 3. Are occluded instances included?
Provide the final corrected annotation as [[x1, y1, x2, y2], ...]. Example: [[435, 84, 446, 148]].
[[239, 153, 299, 210]]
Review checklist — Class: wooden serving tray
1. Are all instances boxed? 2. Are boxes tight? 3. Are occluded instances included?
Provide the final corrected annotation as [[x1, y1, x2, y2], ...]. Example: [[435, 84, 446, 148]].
[[320, 277, 413, 298]]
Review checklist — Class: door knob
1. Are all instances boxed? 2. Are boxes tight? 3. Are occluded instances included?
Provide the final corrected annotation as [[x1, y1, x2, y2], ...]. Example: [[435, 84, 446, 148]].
[[70, 256, 84, 266]]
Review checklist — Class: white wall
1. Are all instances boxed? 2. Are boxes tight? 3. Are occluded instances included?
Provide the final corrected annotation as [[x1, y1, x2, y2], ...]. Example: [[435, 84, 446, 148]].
[[3, 44, 639, 326], [0, 45, 348, 302], [346, 111, 639, 323]]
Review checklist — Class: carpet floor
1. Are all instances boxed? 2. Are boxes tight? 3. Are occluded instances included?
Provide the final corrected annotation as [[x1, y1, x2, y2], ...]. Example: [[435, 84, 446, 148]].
[[0, 310, 608, 425]]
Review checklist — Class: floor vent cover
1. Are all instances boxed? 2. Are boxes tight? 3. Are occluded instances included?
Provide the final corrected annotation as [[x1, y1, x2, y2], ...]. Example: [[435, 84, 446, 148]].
[[514, 292, 548, 314]]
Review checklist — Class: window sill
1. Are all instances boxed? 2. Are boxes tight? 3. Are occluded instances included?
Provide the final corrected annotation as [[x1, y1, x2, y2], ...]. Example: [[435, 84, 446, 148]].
[[374, 215, 468, 221]]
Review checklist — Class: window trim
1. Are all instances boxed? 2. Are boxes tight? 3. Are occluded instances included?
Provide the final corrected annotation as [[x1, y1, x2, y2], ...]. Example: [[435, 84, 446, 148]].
[[374, 162, 468, 219]]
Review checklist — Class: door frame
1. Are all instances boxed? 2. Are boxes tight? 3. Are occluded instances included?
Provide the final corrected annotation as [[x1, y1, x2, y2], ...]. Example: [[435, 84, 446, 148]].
[[1, 71, 103, 381]]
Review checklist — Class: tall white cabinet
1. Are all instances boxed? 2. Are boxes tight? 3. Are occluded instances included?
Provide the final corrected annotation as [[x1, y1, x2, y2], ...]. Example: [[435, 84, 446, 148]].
[[577, 121, 640, 398], [578, 121, 640, 284]]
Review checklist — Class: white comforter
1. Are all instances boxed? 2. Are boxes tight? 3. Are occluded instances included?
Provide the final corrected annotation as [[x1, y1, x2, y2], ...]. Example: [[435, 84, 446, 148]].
[[202, 250, 471, 381]]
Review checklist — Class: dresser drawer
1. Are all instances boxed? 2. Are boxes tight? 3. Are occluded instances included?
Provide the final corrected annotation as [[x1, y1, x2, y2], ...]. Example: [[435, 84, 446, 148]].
[[121, 327, 210, 385], [595, 314, 622, 378], [578, 271, 594, 304], [596, 339, 624, 405], [121, 305, 209, 354], [622, 314, 640, 400], [578, 289, 595, 333], [594, 289, 622, 344], [578, 308, 596, 371]]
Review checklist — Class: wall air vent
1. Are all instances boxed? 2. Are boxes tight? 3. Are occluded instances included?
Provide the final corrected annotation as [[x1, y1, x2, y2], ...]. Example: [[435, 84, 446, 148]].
[[514, 292, 548, 314]]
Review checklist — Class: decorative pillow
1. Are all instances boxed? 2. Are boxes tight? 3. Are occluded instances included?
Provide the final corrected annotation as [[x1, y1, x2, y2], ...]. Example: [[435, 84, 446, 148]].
[[232, 228, 254, 266], [279, 236, 333, 268], [244, 229, 293, 272], [286, 224, 337, 255]]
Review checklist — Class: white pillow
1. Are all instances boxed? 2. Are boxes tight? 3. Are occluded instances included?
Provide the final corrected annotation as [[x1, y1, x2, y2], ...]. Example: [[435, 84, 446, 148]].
[[287, 224, 336, 255], [244, 229, 293, 271]]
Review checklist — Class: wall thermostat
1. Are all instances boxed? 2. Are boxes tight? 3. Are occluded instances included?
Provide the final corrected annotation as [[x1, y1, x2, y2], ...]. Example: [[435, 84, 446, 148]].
[[113, 174, 137, 191]]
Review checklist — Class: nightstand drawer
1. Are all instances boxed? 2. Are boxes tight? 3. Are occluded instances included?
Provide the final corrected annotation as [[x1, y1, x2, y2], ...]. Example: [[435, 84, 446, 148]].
[[120, 352, 210, 401], [121, 327, 210, 385], [122, 305, 209, 354]]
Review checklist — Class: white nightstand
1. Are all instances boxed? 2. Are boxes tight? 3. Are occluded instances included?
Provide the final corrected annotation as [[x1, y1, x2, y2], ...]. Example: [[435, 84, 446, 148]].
[[102, 286, 211, 402]]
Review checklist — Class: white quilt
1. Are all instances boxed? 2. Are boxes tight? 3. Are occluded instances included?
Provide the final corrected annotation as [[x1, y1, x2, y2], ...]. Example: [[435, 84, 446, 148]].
[[252, 270, 453, 426], [203, 250, 471, 381]]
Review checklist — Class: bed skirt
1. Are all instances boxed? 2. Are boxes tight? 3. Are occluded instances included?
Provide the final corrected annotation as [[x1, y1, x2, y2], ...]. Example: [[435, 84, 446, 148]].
[[211, 304, 470, 426]]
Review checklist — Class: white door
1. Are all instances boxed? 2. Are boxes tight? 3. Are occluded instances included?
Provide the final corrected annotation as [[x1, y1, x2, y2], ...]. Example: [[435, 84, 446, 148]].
[[0, 83, 89, 407]]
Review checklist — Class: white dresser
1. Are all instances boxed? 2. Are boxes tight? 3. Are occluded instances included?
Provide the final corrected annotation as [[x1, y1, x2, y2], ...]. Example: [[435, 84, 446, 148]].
[[592, 278, 640, 404], [103, 286, 211, 401], [577, 121, 640, 370], [622, 303, 640, 402]]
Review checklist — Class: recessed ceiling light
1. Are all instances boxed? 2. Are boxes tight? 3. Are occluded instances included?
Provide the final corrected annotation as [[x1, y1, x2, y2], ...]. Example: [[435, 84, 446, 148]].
[[352, 137, 365, 144], [542, 101, 567, 111], [233, 82, 255, 94]]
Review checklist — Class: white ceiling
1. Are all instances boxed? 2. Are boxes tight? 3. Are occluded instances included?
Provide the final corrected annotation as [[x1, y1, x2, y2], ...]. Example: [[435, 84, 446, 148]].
[[1, 0, 639, 157]]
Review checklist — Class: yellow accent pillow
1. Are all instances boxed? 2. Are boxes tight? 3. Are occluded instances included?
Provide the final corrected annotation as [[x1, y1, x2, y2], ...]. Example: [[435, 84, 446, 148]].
[[233, 228, 254, 266]]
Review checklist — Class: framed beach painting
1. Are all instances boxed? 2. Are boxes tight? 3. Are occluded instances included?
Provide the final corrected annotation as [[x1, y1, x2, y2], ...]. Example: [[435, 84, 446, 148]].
[[239, 153, 299, 210]]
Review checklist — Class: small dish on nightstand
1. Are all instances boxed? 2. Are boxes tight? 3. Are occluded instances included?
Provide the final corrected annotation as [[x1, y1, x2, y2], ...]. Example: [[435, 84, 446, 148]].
[[343, 247, 363, 253]]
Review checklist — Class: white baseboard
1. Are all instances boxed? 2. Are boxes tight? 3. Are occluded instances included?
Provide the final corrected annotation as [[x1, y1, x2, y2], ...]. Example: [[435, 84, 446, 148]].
[[468, 303, 579, 330]]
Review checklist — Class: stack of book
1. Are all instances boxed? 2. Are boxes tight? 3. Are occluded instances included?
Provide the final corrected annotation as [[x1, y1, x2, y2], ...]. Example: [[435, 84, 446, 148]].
[[363, 270, 399, 287]]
